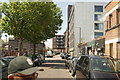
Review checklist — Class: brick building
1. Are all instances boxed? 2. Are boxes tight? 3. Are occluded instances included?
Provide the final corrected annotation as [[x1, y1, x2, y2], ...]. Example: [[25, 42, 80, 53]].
[[105, 0, 120, 58]]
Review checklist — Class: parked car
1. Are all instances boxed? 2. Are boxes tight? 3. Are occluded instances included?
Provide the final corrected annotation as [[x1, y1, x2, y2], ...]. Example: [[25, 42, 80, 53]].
[[46, 51, 53, 58], [69, 57, 78, 76], [0, 59, 8, 80], [74, 55, 120, 80], [60, 53, 70, 59], [32, 53, 44, 66], [111, 58, 120, 72], [2, 56, 16, 66], [65, 56, 74, 68]]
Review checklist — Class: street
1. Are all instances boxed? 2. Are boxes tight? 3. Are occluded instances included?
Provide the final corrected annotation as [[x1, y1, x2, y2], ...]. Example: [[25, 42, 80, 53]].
[[36, 55, 73, 80]]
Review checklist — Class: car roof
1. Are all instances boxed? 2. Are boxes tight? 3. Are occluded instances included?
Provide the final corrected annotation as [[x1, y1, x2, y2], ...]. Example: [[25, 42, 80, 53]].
[[80, 55, 111, 59], [2, 56, 16, 59]]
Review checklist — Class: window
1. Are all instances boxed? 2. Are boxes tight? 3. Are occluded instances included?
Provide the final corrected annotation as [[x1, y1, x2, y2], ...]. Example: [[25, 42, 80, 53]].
[[118, 43, 120, 59], [83, 57, 89, 69], [77, 56, 85, 65], [95, 6, 103, 12], [77, 56, 88, 68], [94, 14, 102, 21], [109, 14, 112, 28], [91, 58, 115, 72], [118, 9, 120, 24], [94, 23, 103, 30], [94, 32, 103, 38], [110, 43, 113, 57]]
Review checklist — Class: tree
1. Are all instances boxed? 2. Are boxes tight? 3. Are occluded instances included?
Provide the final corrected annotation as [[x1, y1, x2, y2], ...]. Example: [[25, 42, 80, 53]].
[[0, 3, 2, 38], [1, 2, 32, 52], [1, 2, 63, 55], [22, 2, 63, 55]]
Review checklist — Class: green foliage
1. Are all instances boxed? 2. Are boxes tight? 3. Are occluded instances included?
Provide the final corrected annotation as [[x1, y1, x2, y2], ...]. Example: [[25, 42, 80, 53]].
[[1, 2, 63, 44]]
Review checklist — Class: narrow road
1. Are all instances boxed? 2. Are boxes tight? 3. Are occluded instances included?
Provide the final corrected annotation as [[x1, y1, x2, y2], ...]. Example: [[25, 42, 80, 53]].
[[36, 55, 73, 80]]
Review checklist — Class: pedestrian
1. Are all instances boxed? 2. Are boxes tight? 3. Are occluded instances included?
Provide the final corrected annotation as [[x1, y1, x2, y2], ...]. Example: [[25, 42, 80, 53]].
[[8, 56, 44, 80]]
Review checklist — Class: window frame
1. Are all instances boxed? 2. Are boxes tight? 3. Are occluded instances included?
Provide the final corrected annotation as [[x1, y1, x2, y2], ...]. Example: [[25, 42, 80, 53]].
[[94, 5, 103, 12]]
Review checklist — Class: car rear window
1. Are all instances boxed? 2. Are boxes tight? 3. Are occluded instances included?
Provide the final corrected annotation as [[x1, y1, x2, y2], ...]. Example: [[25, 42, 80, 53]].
[[90, 58, 116, 72]]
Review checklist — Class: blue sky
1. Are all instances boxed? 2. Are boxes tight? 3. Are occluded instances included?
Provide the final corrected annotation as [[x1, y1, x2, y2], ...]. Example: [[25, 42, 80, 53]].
[[55, 2, 74, 35]]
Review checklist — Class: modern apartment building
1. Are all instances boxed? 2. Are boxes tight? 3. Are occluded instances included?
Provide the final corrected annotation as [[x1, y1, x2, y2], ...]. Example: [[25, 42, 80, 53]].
[[66, 2, 107, 56], [52, 35, 65, 51], [105, 0, 120, 58]]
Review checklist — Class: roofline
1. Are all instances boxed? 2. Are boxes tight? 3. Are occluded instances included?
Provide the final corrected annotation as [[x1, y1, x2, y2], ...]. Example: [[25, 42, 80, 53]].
[[105, 0, 113, 8]]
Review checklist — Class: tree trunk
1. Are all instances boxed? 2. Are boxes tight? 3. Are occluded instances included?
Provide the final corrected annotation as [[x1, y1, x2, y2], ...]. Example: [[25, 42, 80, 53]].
[[18, 38, 23, 56], [43, 41, 45, 60], [33, 44, 36, 55], [32, 44, 36, 60]]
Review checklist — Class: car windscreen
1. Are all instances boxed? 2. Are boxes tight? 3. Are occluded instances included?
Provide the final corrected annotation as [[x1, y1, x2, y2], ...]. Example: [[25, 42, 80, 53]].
[[112, 59, 120, 72], [0, 60, 7, 67], [90, 58, 116, 72], [2, 58, 15, 64]]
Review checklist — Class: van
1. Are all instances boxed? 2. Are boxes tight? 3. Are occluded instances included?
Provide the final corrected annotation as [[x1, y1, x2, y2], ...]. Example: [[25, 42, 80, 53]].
[[46, 51, 53, 57]]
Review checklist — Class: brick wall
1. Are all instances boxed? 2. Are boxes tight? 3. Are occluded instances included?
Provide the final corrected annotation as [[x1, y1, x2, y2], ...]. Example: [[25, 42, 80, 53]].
[[105, 0, 120, 13], [106, 26, 119, 40], [105, 0, 120, 58], [105, 44, 110, 56]]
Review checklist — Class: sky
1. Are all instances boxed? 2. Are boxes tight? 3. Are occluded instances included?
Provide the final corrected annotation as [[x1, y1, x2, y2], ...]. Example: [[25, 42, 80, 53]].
[[0, 0, 111, 48]]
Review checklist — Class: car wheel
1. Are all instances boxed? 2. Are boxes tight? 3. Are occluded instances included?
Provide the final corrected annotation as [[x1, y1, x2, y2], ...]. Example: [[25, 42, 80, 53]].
[[73, 75, 77, 80], [72, 70, 75, 77], [38, 61, 42, 65], [69, 67, 72, 73]]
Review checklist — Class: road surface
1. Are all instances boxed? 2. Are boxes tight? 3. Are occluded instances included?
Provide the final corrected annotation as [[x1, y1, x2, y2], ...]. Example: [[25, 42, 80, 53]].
[[36, 55, 73, 80]]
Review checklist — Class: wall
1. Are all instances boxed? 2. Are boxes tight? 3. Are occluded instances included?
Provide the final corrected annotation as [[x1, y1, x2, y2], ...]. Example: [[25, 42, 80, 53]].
[[74, 2, 107, 55]]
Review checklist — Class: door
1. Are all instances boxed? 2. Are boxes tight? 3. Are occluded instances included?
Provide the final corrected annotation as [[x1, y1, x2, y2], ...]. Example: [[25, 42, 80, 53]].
[[80, 57, 89, 79], [118, 43, 120, 59], [110, 43, 113, 57], [76, 56, 86, 79]]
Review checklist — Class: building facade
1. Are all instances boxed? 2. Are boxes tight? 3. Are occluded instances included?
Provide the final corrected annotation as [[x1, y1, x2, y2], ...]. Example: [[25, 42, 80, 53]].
[[105, 0, 120, 58], [8, 38, 45, 54], [67, 2, 107, 56], [52, 35, 65, 52], [67, 5, 74, 56]]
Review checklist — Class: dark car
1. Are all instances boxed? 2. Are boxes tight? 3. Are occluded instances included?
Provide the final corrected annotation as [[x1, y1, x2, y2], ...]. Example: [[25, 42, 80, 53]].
[[74, 55, 120, 80], [65, 56, 74, 68], [31, 53, 44, 66], [69, 57, 78, 76], [0, 59, 8, 80], [111, 58, 120, 72], [2, 56, 16, 66], [60, 53, 70, 59]]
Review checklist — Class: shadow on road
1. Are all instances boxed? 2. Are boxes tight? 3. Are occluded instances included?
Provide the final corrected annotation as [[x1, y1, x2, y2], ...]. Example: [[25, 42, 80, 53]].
[[41, 59, 67, 69], [42, 63, 67, 69]]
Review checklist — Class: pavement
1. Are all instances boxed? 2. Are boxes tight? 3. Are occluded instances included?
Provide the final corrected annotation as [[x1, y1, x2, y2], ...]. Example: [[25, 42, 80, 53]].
[[36, 55, 73, 80]]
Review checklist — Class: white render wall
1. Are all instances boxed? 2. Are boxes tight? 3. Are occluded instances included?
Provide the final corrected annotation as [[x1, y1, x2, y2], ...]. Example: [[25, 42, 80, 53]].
[[73, 2, 107, 55]]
